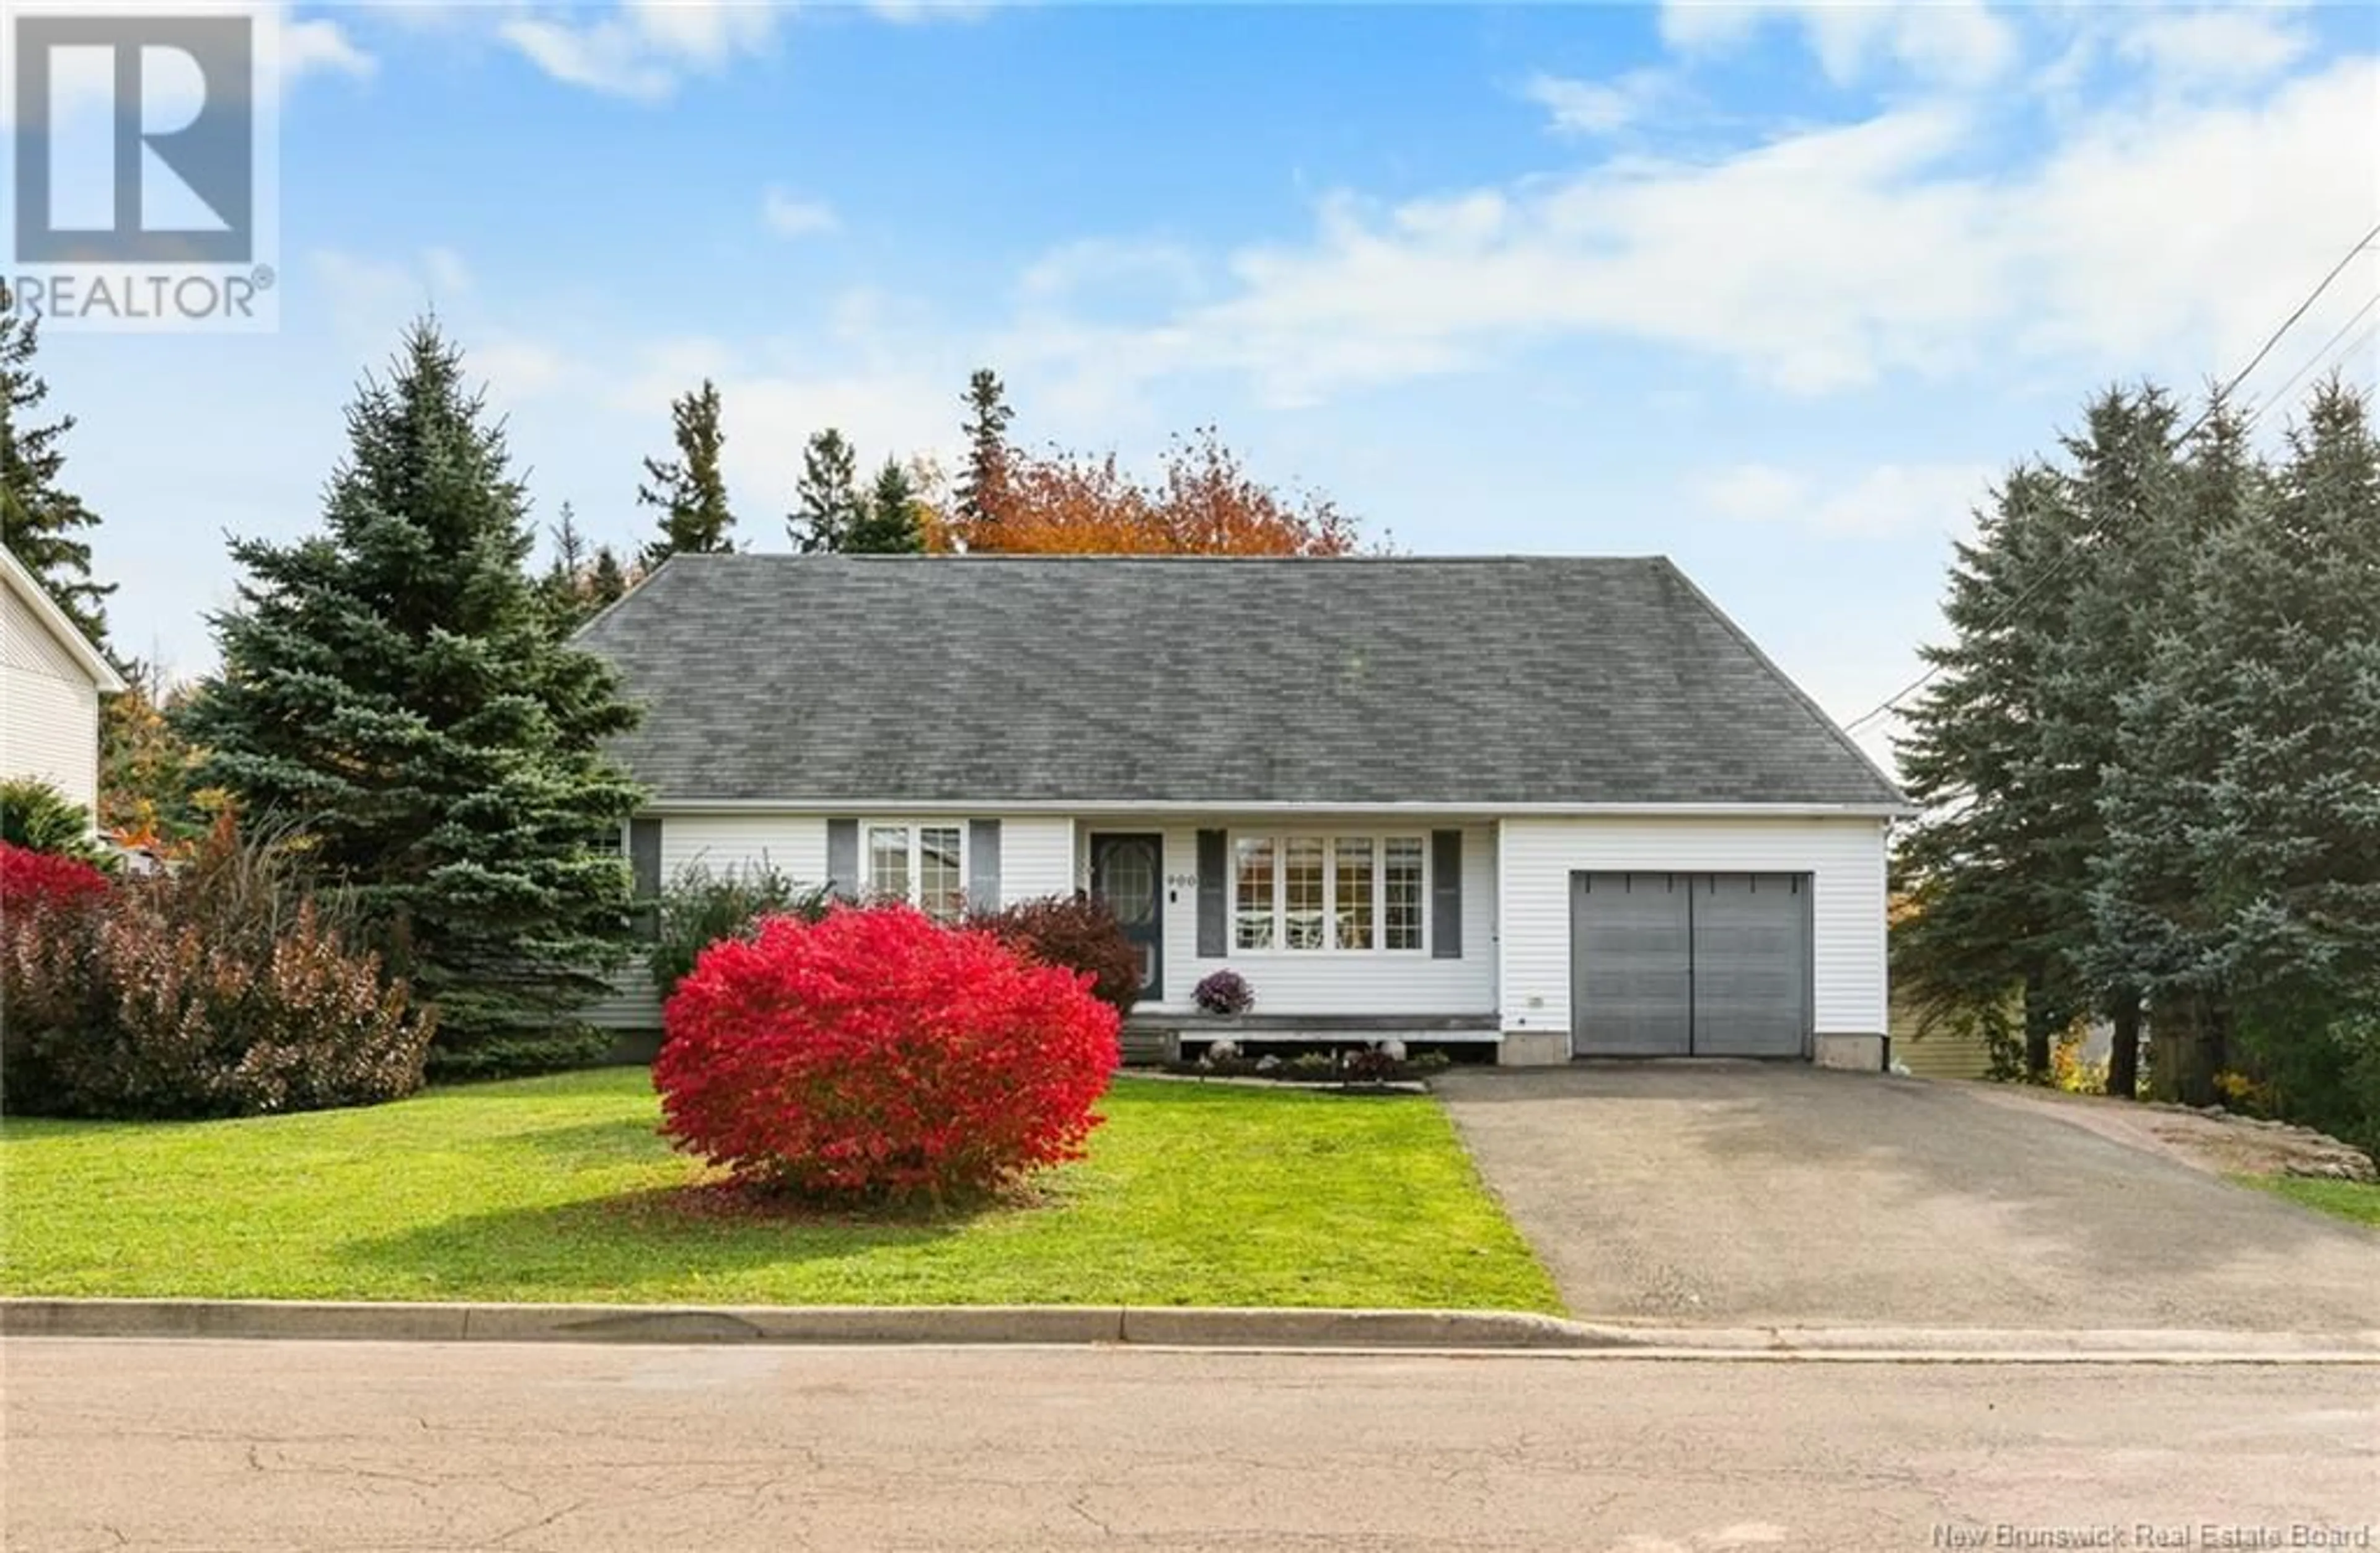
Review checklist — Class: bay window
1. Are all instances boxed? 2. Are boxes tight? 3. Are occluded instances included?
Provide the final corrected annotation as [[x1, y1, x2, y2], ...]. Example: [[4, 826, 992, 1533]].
[[1232, 831, 1425, 953]]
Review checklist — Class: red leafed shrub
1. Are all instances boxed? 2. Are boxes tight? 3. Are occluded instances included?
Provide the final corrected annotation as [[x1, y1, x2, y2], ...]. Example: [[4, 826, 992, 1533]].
[[654, 904, 1121, 1200], [2, 821, 434, 1119], [1, 841, 110, 911], [965, 893, 1142, 1014]]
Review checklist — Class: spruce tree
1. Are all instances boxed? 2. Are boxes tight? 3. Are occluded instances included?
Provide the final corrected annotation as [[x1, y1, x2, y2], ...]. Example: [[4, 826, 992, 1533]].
[[954, 368, 1013, 544], [2087, 397, 2257, 1100], [539, 502, 592, 630], [2029, 386, 2185, 1091], [637, 379, 736, 569], [588, 545, 631, 609], [1894, 462, 2091, 1080], [2197, 380, 2380, 1086], [845, 456, 926, 554], [0, 286, 113, 642], [788, 429, 863, 552], [183, 320, 646, 1076]]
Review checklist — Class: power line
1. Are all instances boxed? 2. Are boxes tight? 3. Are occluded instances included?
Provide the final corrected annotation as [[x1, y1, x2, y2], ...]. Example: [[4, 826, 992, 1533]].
[[2247, 290, 2380, 427], [1843, 219, 2380, 738]]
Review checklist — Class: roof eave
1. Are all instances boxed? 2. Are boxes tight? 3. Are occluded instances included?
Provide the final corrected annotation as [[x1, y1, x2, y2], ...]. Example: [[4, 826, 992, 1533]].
[[633, 797, 1915, 820]]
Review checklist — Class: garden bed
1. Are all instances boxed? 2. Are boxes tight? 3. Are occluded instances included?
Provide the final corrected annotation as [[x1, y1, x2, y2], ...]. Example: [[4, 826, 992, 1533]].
[[0, 1068, 1558, 1312]]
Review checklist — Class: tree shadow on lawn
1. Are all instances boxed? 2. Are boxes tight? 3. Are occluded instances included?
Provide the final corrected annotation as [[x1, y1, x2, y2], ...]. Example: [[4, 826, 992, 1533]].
[[332, 1175, 1060, 1303]]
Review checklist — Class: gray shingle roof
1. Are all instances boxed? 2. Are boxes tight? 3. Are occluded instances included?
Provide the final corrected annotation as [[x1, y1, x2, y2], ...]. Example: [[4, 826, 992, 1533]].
[[575, 555, 1905, 809]]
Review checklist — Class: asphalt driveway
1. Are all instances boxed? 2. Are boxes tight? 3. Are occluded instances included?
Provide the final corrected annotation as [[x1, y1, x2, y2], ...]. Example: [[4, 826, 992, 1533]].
[[1436, 1064, 2380, 1332]]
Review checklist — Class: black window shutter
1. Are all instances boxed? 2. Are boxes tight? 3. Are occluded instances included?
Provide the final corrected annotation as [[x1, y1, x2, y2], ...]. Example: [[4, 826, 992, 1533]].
[[1196, 829, 1228, 958], [1430, 828, 1463, 960]]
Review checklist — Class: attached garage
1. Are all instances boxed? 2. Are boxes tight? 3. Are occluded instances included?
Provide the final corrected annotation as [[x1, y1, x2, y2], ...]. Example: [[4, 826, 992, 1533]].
[[1569, 872, 1813, 1058]]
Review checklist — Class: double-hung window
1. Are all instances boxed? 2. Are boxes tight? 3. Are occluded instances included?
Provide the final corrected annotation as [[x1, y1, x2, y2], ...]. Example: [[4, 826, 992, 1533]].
[[1233, 832, 1426, 952], [865, 822, 967, 919]]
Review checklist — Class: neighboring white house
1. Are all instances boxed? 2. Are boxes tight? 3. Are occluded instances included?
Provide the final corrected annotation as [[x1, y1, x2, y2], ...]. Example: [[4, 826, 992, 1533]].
[[576, 554, 1910, 1069], [1, 546, 123, 820]]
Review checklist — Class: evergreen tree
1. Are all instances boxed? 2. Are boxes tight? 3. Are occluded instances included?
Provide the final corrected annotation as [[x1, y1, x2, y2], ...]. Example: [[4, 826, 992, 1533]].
[[2087, 397, 2257, 1100], [845, 456, 926, 554], [637, 379, 736, 569], [0, 286, 112, 642], [539, 502, 593, 630], [2029, 386, 2186, 1092], [954, 368, 1013, 544], [1894, 462, 2092, 1081], [588, 545, 631, 609], [788, 428, 863, 552], [182, 320, 646, 1076], [2197, 380, 2380, 1089]]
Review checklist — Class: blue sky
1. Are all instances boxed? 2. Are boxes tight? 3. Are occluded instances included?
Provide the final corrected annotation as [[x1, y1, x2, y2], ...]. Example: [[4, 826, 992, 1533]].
[[27, 0, 2380, 771]]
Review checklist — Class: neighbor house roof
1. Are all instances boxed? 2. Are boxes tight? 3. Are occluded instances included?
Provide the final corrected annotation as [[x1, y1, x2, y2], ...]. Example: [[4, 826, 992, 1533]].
[[1, 546, 125, 694], [576, 554, 1906, 811]]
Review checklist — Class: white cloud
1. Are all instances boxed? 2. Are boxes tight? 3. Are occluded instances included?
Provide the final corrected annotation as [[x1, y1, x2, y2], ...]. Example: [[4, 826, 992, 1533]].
[[422, 247, 472, 296], [1018, 239, 1205, 309], [1011, 56, 2379, 406], [475, 339, 570, 402], [760, 188, 841, 239], [2117, 7, 2314, 91], [500, 1, 780, 102], [866, 0, 998, 22], [309, 247, 482, 345], [1660, 0, 2017, 89], [1522, 69, 1672, 137], [280, 15, 377, 89], [1699, 461, 1995, 538]]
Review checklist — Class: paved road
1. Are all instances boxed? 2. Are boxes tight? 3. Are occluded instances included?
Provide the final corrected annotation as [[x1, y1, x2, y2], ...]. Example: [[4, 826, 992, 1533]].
[[5, 1338, 2375, 1551], [1437, 1064, 2380, 1330]]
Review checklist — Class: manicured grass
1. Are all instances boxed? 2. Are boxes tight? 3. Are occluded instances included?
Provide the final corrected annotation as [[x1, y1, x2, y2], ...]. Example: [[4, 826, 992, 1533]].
[[0, 1069, 1558, 1311], [2249, 1175, 2380, 1229]]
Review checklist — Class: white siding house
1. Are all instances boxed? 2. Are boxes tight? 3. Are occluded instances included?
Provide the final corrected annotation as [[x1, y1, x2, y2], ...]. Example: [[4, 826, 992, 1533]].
[[575, 555, 1907, 1069], [1, 547, 123, 821]]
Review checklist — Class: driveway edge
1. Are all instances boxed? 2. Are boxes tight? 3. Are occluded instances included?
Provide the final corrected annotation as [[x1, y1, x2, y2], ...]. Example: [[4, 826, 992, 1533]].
[[6, 1299, 2379, 1360]]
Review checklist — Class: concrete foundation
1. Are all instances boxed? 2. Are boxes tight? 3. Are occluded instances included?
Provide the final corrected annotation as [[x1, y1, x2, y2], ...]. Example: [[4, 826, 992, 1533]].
[[1814, 1032, 1887, 1072], [1499, 1031, 1571, 1067]]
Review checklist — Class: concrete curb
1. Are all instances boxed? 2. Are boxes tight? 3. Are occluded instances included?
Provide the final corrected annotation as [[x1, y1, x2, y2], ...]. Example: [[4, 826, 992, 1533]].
[[6, 1301, 2376, 1361], [0, 1299, 1615, 1351]]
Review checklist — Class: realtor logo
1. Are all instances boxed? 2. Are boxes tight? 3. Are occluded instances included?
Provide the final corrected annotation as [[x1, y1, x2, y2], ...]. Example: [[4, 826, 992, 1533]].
[[5, 7, 279, 329]]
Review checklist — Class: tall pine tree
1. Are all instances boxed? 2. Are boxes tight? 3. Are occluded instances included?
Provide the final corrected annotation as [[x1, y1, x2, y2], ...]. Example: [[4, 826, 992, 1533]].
[[2196, 379, 2380, 1127], [1894, 462, 2093, 1080], [637, 378, 736, 569], [2087, 396, 2257, 1100], [788, 428, 863, 552], [183, 320, 646, 1076], [954, 368, 1013, 546], [0, 286, 113, 642], [845, 456, 926, 554], [2030, 386, 2185, 1092]]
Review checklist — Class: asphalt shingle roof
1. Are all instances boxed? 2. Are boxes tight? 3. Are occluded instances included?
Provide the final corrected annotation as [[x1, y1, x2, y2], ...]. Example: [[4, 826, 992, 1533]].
[[575, 554, 1906, 809]]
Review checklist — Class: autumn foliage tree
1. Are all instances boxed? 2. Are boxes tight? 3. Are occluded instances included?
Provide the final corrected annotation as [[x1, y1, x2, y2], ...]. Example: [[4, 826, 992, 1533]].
[[957, 427, 1365, 556]]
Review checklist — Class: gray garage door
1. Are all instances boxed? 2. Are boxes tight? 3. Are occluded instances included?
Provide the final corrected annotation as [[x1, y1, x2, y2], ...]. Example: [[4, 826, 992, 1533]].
[[1570, 872, 1812, 1058]]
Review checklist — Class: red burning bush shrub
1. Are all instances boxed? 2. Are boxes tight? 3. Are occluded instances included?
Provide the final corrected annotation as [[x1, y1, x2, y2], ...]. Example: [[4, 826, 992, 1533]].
[[0, 841, 110, 912], [654, 905, 1121, 1200]]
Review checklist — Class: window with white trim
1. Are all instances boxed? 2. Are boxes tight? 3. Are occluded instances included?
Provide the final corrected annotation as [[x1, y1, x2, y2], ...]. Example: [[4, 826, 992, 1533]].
[[865, 821, 967, 919], [1232, 831, 1426, 953]]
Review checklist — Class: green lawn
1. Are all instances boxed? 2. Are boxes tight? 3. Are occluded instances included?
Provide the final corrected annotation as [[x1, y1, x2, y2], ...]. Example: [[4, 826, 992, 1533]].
[[0, 1069, 1558, 1312], [2249, 1175, 2380, 1229]]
